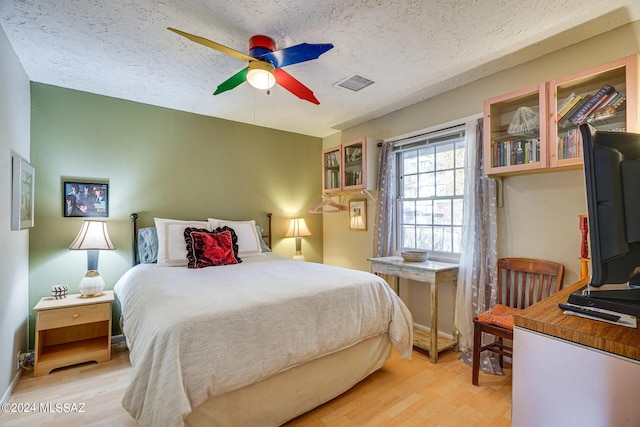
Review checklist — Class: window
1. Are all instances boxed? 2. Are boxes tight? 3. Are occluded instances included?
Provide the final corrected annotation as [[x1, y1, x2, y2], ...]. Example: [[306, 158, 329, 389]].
[[395, 129, 465, 256]]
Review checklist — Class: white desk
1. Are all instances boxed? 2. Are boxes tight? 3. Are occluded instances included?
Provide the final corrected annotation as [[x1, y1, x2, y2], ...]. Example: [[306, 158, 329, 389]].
[[368, 256, 459, 363], [512, 279, 640, 426]]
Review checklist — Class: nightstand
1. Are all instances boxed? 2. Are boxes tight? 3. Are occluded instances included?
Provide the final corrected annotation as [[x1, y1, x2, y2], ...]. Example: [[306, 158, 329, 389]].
[[33, 290, 114, 377]]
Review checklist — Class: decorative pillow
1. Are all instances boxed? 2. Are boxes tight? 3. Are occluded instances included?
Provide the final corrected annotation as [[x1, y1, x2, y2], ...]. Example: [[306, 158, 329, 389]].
[[154, 218, 211, 266], [207, 218, 264, 257], [477, 304, 521, 330], [256, 225, 271, 252], [184, 227, 241, 268], [138, 227, 158, 264]]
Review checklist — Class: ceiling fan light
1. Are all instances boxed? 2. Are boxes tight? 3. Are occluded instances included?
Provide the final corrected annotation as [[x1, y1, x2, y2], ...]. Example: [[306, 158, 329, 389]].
[[247, 61, 276, 90]]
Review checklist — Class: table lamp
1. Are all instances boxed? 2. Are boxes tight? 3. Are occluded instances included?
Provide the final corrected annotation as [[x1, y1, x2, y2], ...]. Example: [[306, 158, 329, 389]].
[[69, 220, 115, 297], [285, 218, 311, 261]]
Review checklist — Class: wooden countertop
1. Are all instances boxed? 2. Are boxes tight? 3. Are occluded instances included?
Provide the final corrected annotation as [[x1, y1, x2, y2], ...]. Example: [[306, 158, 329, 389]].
[[513, 279, 640, 361]]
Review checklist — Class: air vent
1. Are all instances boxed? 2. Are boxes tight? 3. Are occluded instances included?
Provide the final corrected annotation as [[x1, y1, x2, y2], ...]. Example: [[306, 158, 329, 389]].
[[334, 74, 375, 92]]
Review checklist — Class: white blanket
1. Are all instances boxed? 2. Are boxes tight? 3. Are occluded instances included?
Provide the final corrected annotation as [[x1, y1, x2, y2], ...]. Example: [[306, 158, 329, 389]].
[[114, 254, 413, 427]]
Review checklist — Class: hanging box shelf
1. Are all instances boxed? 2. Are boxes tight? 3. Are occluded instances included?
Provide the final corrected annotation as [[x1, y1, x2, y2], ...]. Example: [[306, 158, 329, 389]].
[[483, 54, 639, 177]]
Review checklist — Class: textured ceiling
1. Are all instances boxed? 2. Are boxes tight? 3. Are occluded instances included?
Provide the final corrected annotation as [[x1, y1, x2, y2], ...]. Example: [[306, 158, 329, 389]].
[[2, 1, 640, 137]]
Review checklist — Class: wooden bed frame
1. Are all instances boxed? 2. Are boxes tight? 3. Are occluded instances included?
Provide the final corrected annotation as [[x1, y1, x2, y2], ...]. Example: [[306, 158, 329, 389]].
[[128, 212, 272, 266]]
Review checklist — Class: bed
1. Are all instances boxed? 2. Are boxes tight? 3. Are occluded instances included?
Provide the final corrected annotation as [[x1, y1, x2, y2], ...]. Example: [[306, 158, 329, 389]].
[[114, 213, 413, 427]]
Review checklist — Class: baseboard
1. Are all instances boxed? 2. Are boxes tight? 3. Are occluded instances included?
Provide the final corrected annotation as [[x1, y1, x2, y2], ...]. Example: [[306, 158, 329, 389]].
[[111, 334, 126, 344], [1, 367, 23, 406], [414, 322, 455, 340]]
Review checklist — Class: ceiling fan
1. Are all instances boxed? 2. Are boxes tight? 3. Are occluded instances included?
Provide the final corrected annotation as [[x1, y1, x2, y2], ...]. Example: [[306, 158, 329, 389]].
[[168, 27, 334, 105]]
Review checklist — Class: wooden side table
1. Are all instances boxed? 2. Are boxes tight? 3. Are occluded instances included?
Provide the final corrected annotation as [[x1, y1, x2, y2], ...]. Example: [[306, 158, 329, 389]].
[[33, 290, 114, 376], [368, 256, 459, 363]]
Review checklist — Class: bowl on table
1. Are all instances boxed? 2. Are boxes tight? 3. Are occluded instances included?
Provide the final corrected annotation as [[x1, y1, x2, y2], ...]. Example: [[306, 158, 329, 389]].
[[400, 250, 429, 262]]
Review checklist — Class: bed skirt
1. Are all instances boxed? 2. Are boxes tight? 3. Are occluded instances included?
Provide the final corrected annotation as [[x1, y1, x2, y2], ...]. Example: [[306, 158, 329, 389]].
[[185, 333, 392, 426]]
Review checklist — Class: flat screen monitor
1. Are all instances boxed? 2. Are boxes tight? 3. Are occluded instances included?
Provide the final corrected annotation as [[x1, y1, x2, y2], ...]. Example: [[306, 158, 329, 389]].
[[580, 123, 640, 288]]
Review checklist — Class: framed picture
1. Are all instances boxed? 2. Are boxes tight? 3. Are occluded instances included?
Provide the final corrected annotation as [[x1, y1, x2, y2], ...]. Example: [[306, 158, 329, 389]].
[[349, 198, 367, 231], [63, 181, 109, 217], [11, 153, 35, 230]]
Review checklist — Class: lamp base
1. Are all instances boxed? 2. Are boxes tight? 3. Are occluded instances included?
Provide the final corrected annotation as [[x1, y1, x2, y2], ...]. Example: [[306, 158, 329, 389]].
[[292, 251, 305, 261], [79, 270, 105, 297]]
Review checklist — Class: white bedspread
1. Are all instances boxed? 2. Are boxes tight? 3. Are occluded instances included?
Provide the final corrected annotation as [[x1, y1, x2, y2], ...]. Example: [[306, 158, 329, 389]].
[[114, 254, 413, 427]]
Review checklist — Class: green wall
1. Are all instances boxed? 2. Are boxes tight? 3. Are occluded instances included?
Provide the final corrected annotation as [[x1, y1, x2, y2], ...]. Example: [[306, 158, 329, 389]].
[[28, 83, 322, 344]]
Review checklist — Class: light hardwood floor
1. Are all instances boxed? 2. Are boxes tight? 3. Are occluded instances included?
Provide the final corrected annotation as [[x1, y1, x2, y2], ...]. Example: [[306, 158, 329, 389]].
[[1, 345, 511, 426]]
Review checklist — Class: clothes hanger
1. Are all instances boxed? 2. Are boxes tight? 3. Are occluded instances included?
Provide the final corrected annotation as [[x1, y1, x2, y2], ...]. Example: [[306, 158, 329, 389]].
[[308, 195, 348, 213]]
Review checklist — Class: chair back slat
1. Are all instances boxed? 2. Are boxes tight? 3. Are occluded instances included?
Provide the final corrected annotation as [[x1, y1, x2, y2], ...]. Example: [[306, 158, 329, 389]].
[[496, 257, 565, 309]]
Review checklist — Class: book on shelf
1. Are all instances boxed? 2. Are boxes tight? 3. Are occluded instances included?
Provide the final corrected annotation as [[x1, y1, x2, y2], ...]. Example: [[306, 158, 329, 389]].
[[325, 170, 340, 189], [590, 106, 616, 122], [600, 91, 621, 108], [559, 128, 583, 160], [492, 138, 540, 167], [557, 137, 564, 159], [608, 93, 626, 114], [557, 92, 575, 114], [346, 147, 362, 162], [587, 92, 626, 123], [557, 93, 582, 121], [612, 93, 626, 109], [325, 151, 340, 167], [568, 84, 615, 124], [559, 94, 591, 127], [577, 91, 616, 123]]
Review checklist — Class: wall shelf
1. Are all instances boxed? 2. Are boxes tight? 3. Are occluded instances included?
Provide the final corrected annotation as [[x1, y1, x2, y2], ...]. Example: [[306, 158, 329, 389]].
[[483, 54, 639, 177]]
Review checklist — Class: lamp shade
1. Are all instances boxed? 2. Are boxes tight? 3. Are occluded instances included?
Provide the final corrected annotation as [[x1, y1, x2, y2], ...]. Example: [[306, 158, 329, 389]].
[[285, 218, 312, 238], [69, 220, 115, 251], [350, 213, 365, 229], [246, 61, 276, 90], [69, 220, 114, 297]]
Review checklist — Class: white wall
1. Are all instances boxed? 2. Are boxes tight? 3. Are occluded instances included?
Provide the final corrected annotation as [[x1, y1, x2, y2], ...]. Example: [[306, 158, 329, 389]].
[[513, 328, 640, 426], [0, 26, 31, 402]]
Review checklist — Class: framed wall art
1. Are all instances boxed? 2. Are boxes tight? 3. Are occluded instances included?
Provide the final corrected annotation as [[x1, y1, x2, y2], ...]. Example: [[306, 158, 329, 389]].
[[349, 198, 367, 231], [63, 181, 109, 217], [11, 153, 35, 230]]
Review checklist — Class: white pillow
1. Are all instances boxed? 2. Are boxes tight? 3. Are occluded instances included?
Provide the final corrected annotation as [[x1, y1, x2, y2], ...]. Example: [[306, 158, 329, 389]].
[[154, 218, 211, 266], [207, 218, 264, 257]]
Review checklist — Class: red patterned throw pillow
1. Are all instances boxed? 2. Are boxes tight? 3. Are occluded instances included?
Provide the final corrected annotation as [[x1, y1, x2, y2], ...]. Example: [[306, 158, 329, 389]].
[[184, 227, 241, 268]]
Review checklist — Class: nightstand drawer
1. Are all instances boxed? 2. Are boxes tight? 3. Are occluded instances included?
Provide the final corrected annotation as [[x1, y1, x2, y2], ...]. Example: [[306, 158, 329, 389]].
[[37, 302, 111, 330]]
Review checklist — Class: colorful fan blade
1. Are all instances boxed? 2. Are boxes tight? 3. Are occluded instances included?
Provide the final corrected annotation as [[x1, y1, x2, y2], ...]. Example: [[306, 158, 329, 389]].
[[214, 68, 248, 95], [274, 68, 320, 104], [168, 27, 256, 63], [259, 43, 333, 68]]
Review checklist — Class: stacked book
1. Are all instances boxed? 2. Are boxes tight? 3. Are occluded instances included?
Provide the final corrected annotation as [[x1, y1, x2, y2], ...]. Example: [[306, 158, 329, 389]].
[[557, 128, 583, 161], [492, 138, 540, 167], [324, 151, 340, 168], [557, 84, 626, 126]]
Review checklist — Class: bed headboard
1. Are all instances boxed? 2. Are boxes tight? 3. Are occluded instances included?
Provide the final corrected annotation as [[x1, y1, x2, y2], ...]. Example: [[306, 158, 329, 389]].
[[129, 212, 272, 267]]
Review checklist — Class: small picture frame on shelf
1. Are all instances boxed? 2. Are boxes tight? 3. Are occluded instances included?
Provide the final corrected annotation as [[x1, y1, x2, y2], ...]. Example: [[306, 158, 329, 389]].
[[11, 152, 35, 230], [63, 181, 109, 217], [349, 198, 367, 231]]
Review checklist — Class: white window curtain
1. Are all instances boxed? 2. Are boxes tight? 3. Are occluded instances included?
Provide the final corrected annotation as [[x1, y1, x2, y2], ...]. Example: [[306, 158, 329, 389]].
[[454, 118, 501, 374]]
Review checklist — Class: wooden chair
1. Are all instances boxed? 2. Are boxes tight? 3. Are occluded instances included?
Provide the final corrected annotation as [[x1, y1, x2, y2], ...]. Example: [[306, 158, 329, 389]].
[[472, 257, 564, 386]]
